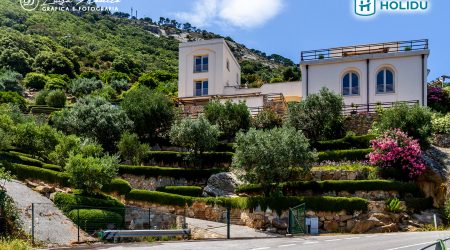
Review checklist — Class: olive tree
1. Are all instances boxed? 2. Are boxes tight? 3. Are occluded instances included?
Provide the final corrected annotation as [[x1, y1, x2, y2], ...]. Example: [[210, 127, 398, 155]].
[[286, 87, 344, 142], [204, 100, 251, 139], [117, 132, 150, 165], [232, 127, 316, 196], [169, 115, 220, 155], [65, 154, 119, 195]]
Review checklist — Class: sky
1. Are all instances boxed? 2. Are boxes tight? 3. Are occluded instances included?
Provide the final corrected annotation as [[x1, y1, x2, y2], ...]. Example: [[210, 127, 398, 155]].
[[104, 0, 448, 80]]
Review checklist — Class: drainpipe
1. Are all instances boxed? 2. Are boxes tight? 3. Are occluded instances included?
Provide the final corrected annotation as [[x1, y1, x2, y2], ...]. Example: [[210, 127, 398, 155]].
[[421, 54, 425, 106], [366, 59, 370, 113], [305, 65, 309, 97]]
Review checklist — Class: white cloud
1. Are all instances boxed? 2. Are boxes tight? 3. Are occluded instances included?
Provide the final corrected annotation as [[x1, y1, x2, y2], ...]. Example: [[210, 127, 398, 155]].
[[174, 0, 284, 29]]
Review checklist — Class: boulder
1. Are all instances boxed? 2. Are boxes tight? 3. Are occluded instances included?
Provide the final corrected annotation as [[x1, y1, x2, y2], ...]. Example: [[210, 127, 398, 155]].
[[368, 223, 398, 233], [412, 210, 442, 226], [324, 221, 339, 232], [371, 213, 393, 224], [272, 217, 288, 230], [351, 216, 383, 234], [203, 172, 242, 197]]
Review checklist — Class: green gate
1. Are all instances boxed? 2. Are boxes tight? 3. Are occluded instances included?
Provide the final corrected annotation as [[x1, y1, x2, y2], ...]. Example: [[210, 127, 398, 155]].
[[288, 203, 306, 234]]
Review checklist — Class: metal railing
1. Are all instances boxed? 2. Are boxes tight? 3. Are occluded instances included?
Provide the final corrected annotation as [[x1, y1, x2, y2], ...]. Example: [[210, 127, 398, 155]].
[[343, 100, 419, 115], [301, 39, 428, 61], [419, 237, 450, 250]]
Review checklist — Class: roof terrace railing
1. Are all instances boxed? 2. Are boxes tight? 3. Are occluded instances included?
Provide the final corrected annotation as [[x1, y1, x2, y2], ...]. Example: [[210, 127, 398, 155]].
[[301, 39, 428, 62]]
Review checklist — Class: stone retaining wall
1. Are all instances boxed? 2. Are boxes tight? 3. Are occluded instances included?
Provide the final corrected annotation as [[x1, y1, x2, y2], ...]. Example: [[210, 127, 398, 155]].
[[305, 169, 371, 181], [121, 174, 207, 191]]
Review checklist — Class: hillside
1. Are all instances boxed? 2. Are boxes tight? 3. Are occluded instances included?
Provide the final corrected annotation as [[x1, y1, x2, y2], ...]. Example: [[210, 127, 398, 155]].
[[0, 0, 299, 95]]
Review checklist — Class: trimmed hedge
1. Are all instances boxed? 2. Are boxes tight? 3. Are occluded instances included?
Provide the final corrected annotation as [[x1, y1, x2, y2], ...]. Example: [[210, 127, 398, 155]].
[[318, 148, 372, 162], [126, 190, 368, 214], [145, 151, 233, 168], [3, 163, 69, 186], [53, 192, 124, 213], [101, 178, 132, 195], [236, 180, 423, 197], [29, 106, 61, 115], [67, 209, 123, 233], [314, 134, 376, 151], [0, 151, 62, 171], [156, 186, 203, 197], [405, 197, 434, 212], [119, 165, 221, 180]]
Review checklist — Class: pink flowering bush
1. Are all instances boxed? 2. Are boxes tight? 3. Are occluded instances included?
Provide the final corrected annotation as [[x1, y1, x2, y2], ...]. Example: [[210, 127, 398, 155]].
[[368, 129, 426, 179]]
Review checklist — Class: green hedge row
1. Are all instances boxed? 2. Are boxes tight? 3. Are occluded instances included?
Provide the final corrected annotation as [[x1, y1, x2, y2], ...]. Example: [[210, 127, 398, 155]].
[[30, 106, 61, 115], [156, 186, 203, 197], [405, 197, 434, 212], [236, 180, 423, 197], [313, 134, 376, 151], [126, 190, 368, 214], [101, 178, 132, 195], [145, 151, 233, 168], [53, 192, 125, 214], [119, 165, 221, 180], [67, 209, 123, 233], [0, 151, 62, 171], [3, 163, 69, 186], [317, 148, 372, 162]]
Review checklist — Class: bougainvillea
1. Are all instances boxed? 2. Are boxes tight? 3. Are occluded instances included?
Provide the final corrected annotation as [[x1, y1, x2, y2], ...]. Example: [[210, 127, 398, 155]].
[[368, 129, 426, 179], [427, 87, 450, 113]]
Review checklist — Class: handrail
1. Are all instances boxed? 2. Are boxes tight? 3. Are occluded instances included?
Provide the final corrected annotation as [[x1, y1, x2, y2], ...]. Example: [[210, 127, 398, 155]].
[[343, 100, 419, 114], [418, 237, 450, 250], [301, 39, 428, 61]]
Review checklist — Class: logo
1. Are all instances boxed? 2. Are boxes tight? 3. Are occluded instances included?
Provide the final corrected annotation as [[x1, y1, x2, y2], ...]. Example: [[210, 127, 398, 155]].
[[20, 0, 40, 11], [355, 0, 376, 16], [354, 0, 429, 18]]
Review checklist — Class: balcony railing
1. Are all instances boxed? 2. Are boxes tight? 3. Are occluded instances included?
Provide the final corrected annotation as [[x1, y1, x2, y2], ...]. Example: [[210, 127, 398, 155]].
[[343, 100, 419, 114], [301, 39, 428, 62]]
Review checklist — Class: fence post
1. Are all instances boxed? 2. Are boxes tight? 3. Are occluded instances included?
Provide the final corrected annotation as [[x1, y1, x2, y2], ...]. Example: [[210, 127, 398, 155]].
[[226, 207, 230, 239], [148, 208, 151, 229], [183, 207, 187, 229], [77, 208, 80, 243], [31, 203, 34, 245], [287, 209, 291, 235]]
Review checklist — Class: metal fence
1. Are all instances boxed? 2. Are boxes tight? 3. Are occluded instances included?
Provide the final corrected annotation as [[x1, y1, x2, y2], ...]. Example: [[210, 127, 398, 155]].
[[419, 237, 450, 250]]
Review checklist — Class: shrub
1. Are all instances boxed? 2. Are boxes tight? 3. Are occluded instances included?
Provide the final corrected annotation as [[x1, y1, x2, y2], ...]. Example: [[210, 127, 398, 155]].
[[406, 197, 433, 212], [0, 69, 24, 93], [35, 90, 49, 105], [117, 132, 149, 165], [0, 91, 26, 110], [67, 209, 123, 233], [427, 87, 450, 113], [110, 79, 129, 92], [53, 192, 124, 213], [65, 154, 119, 195], [127, 190, 193, 207], [317, 148, 372, 162], [214, 143, 235, 152], [369, 129, 426, 180], [236, 180, 422, 197], [252, 109, 282, 130], [169, 115, 220, 155], [286, 87, 344, 142], [45, 90, 66, 108], [313, 134, 376, 151], [145, 151, 233, 168], [0, 239, 31, 250], [49, 136, 104, 167], [386, 198, 404, 213], [23, 73, 48, 90], [101, 178, 132, 195], [372, 103, 432, 147], [118, 165, 220, 180], [45, 78, 67, 90], [70, 77, 103, 97], [432, 113, 450, 134], [14, 122, 60, 158], [204, 100, 251, 139], [138, 73, 158, 88], [233, 127, 316, 195], [156, 186, 203, 197], [32, 51, 76, 77], [51, 96, 133, 151], [2, 163, 69, 186], [121, 86, 175, 142]]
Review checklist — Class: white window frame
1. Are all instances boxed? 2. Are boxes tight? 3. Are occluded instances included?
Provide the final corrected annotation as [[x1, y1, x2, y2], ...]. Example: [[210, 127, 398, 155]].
[[376, 68, 395, 94], [342, 72, 360, 96]]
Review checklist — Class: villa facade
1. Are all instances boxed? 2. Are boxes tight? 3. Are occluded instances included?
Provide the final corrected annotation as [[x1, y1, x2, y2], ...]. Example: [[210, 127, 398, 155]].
[[178, 38, 429, 115]]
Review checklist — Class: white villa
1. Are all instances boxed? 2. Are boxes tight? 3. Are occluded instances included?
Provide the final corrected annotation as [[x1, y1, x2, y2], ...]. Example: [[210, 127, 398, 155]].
[[177, 38, 429, 115]]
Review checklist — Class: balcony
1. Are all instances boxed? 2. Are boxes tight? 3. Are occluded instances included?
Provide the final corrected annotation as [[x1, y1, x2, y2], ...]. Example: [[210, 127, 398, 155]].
[[301, 39, 428, 62]]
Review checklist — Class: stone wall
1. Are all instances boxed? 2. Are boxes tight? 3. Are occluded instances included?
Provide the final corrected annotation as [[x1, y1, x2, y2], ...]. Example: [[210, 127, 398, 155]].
[[124, 206, 181, 230], [121, 174, 207, 191], [433, 134, 450, 148], [285, 190, 399, 201], [343, 113, 378, 135], [305, 169, 371, 181]]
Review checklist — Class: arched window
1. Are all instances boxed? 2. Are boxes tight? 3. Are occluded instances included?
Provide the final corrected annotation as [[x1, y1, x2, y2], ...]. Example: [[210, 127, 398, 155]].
[[342, 72, 359, 96], [377, 68, 395, 93]]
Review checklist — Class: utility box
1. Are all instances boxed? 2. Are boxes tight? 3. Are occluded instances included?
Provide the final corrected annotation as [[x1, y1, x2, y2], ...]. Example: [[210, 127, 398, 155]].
[[305, 217, 319, 235]]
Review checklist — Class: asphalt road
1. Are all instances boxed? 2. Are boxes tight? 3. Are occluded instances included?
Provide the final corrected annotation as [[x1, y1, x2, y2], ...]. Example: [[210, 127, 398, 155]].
[[95, 231, 450, 250]]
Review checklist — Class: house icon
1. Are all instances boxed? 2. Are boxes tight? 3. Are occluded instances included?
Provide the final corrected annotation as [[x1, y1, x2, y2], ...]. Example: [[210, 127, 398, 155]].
[[355, 0, 376, 16]]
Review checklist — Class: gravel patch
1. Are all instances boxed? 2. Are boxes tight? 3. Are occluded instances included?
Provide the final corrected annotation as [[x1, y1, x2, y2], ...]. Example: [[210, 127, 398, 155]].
[[3, 180, 95, 247]]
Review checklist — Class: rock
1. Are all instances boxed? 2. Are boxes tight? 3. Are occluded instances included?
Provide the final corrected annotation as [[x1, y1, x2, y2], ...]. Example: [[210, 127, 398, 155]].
[[412, 210, 442, 225], [324, 221, 339, 232], [272, 217, 288, 230], [202, 172, 242, 197], [368, 223, 398, 233], [351, 216, 383, 234], [371, 213, 393, 224], [49, 192, 56, 201], [346, 220, 355, 231], [34, 185, 51, 194], [26, 180, 39, 189]]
